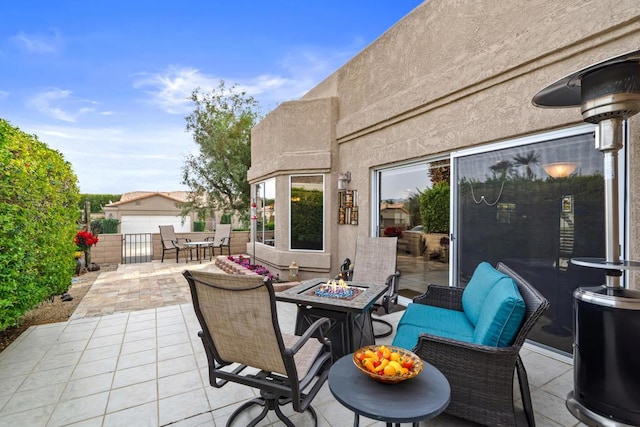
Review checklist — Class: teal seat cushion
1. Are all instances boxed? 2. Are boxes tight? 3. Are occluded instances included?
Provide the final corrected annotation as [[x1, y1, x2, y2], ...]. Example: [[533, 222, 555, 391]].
[[462, 262, 512, 326], [393, 304, 475, 350], [473, 278, 526, 347]]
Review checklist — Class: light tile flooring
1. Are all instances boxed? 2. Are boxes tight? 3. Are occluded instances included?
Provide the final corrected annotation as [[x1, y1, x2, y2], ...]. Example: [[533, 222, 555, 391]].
[[0, 260, 583, 426]]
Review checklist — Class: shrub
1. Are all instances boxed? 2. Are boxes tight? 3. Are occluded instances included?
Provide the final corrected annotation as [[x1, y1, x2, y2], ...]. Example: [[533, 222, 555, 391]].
[[90, 218, 120, 234], [383, 226, 403, 238], [420, 182, 450, 233], [220, 213, 232, 224], [0, 119, 80, 330], [101, 218, 120, 234]]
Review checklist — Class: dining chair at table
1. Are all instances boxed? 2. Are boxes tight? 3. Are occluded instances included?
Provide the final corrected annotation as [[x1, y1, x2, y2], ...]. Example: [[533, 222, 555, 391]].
[[340, 236, 400, 338], [204, 223, 232, 258], [158, 225, 191, 263], [183, 270, 333, 427]]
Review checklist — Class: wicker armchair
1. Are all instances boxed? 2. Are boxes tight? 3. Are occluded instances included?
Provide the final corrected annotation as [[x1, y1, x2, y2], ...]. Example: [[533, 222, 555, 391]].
[[407, 262, 548, 427], [340, 236, 400, 338], [183, 270, 332, 426]]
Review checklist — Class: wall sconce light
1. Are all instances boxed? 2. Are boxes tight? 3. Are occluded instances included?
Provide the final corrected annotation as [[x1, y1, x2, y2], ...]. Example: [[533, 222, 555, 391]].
[[542, 162, 579, 179], [337, 171, 351, 190], [288, 261, 299, 282]]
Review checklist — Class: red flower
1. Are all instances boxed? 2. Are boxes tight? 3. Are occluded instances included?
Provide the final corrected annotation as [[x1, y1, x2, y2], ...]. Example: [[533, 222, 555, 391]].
[[75, 230, 99, 251]]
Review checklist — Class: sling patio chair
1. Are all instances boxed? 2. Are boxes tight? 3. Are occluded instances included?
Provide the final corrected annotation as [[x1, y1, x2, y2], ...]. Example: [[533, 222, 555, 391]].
[[339, 236, 400, 338], [204, 223, 232, 258], [158, 225, 191, 263], [183, 270, 333, 427]]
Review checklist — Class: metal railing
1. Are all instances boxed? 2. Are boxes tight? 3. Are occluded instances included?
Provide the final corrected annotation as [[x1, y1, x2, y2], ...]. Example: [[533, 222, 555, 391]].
[[122, 233, 153, 264]]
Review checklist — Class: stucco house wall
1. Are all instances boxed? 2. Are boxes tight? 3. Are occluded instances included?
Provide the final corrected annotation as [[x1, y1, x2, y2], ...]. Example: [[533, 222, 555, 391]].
[[249, 0, 640, 284]]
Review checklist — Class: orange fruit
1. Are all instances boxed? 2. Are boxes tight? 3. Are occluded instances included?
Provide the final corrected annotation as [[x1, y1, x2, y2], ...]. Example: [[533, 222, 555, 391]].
[[364, 360, 376, 372], [364, 350, 379, 361], [390, 352, 400, 362], [383, 365, 397, 376]]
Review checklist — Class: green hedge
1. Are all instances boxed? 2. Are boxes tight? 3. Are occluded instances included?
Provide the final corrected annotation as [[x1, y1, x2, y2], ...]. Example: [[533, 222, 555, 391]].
[[420, 182, 450, 233], [79, 194, 121, 213], [0, 119, 80, 330]]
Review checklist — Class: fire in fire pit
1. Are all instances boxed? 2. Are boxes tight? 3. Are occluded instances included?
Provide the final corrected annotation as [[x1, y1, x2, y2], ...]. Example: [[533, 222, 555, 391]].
[[308, 278, 364, 300]]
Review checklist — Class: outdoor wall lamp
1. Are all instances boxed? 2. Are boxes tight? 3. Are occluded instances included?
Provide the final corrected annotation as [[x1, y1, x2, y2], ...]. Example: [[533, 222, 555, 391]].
[[337, 171, 351, 190], [542, 162, 578, 178], [288, 261, 299, 282]]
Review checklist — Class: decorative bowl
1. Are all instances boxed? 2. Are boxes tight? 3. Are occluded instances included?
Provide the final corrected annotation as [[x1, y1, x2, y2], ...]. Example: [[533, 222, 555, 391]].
[[353, 345, 423, 384]]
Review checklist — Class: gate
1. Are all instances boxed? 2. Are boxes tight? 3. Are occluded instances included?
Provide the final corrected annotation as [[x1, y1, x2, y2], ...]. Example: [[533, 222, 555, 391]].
[[122, 233, 153, 264]]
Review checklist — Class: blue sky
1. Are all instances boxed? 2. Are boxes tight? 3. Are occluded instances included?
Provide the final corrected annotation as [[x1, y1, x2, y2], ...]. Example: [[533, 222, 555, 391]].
[[0, 1, 424, 194]]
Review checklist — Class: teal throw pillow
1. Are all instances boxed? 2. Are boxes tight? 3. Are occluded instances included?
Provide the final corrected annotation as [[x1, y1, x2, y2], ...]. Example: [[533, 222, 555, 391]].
[[461, 262, 511, 326]]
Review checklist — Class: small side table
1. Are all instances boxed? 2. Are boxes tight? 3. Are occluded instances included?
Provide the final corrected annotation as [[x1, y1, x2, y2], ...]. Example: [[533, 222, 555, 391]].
[[328, 354, 450, 427], [183, 241, 213, 264]]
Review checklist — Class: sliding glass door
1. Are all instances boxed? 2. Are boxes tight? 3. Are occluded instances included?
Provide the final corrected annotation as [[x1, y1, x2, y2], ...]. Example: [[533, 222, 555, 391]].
[[452, 125, 611, 355], [374, 159, 450, 301]]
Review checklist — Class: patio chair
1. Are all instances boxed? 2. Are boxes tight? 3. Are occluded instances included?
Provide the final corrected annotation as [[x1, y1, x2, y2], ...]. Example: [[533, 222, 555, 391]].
[[392, 262, 549, 427], [204, 223, 232, 257], [339, 236, 400, 338], [158, 225, 191, 263], [183, 270, 333, 427]]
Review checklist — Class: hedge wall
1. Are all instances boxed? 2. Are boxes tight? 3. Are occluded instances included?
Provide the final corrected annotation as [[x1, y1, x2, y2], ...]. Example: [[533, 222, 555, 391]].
[[0, 119, 80, 330]]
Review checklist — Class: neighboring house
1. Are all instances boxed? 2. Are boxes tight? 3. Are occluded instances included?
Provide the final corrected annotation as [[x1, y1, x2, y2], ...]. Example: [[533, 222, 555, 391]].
[[103, 191, 244, 234], [379, 202, 410, 231], [103, 191, 196, 234]]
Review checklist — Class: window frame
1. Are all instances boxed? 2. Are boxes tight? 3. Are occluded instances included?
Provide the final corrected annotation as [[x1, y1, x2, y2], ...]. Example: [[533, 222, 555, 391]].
[[254, 178, 276, 248], [289, 174, 325, 252]]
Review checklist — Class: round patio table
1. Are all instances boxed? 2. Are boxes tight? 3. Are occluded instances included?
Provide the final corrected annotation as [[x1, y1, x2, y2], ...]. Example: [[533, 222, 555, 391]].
[[328, 353, 450, 427], [183, 241, 213, 263]]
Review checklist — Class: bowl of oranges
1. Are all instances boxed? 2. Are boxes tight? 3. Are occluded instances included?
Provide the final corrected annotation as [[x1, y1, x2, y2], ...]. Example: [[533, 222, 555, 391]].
[[353, 345, 423, 384]]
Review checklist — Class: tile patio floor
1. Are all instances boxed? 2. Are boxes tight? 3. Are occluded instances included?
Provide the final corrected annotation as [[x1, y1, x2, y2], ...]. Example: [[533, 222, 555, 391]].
[[0, 260, 584, 427]]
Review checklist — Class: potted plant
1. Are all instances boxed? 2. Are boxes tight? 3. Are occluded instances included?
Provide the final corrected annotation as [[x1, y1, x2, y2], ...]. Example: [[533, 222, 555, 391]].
[[74, 230, 99, 269]]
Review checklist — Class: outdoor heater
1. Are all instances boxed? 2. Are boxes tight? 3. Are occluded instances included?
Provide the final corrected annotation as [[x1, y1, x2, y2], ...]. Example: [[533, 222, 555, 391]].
[[533, 50, 640, 426]]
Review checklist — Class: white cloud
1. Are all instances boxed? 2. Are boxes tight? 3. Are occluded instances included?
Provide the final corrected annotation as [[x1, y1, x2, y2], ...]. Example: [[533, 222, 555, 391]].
[[133, 43, 362, 115], [11, 30, 63, 54], [0, 90, 9, 99], [28, 88, 97, 122], [26, 122, 195, 193], [133, 66, 219, 114]]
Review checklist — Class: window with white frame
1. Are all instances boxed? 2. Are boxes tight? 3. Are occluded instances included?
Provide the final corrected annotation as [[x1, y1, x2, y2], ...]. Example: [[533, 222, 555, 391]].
[[290, 175, 324, 251], [254, 179, 275, 247]]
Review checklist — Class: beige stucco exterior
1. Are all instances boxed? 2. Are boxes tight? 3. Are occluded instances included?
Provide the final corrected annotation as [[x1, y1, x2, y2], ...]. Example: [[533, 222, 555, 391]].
[[248, 0, 640, 285]]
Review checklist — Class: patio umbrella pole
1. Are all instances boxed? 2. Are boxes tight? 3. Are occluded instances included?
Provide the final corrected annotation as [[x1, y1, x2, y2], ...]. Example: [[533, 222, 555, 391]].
[[533, 50, 640, 426]]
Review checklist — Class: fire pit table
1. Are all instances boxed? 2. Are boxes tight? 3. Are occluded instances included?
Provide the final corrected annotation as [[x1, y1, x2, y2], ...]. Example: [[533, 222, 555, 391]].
[[276, 278, 388, 360]]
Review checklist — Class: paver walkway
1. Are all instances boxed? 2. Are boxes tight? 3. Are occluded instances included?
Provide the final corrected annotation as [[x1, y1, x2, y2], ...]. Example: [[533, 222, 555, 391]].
[[71, 260, 220, 319]]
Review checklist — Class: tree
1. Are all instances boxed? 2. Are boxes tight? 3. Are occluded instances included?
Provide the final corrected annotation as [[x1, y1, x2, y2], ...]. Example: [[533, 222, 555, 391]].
[[182, 81, 261, 224], [489, 159, 513, 180], [513, 150, 540, 179]]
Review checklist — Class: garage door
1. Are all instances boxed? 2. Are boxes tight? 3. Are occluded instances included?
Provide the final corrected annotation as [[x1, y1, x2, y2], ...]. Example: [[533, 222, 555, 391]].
[[121, 215, 191, 234]]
